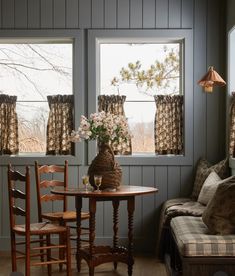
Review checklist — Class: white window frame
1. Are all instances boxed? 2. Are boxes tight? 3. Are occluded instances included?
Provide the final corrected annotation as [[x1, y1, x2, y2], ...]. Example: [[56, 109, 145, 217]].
[[0, 30, 85, 166], [88, 29, 193, 166]]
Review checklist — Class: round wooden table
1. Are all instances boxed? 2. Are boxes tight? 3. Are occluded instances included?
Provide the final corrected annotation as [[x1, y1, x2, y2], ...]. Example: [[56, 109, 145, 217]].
[[52, 185, 158, 276]]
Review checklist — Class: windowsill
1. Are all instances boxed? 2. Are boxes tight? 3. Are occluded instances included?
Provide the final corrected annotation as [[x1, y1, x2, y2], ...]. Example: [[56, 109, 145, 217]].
[[0, 152, 192, 166], [115, 154, 191, 166], [0, 153, 81, 166]]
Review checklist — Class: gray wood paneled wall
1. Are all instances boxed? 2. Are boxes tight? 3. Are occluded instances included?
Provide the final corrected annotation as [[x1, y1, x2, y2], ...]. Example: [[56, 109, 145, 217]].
[[0, 0, 226, 253]]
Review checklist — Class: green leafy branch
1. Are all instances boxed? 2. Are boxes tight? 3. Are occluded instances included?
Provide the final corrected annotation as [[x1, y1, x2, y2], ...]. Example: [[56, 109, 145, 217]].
[[111, 47, 180, 95]]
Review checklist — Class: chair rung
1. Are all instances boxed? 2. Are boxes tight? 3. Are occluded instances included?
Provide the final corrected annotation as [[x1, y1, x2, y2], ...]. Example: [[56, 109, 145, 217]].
[[69, 226, 89, 230], [16, 239, 46, 245], [32, 259, 67, 266], [16, 252, 47, 259], [32, 244, 66, 250]]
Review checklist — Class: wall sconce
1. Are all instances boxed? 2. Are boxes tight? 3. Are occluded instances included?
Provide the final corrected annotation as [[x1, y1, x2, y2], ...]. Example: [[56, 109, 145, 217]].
[[198, 66, 226, 93]]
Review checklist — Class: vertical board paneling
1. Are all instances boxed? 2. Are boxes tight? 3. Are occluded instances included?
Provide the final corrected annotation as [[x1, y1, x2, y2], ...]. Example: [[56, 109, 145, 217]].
[[2, 0, 14, 28], [130, 166, 142, 238], [218, 1, 226, 160], [28, 0, 40, 28], [104, 0, 117, 28], [41, 0, 53, 28], [91, 0, 104, 28], [180, 166, 193, 197], [169, 0, 181, 28], [67, 166, 79, 210], [79, 0, 91, 29], [130, 0, 142, 28], [2, 166, 9, 236], [0, 167, 3, 235], [66, 0, 79, 28], [54, 0, 66, 28], [155, 167, 167, 208], [155, 0, 168, 28], [118, 166, 129, 236], [117, 0, 129, 28], [15, 0, 27, 28], [206, 0, 220, 163], [27, 166, 38, 222], [167, 166, 181, 198], [193, 0, 207, 164], [182, 0, 193, 28], [143, 0, 155, 28], [142, 167, 155, 251], [121, 166, 130, 185]]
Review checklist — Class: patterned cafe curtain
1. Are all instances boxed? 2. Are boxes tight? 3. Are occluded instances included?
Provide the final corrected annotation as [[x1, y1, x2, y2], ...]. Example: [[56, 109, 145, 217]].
[[229, 92, 235, 157], [46, 95, 73, 155], [154, 95, 183, 155], [98, 95, 132, 155], [0, 94, 19, 155]]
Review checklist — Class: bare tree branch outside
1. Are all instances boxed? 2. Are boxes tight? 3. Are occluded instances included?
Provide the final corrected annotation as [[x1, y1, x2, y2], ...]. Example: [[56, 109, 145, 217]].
[[0, 44, 72, 153]]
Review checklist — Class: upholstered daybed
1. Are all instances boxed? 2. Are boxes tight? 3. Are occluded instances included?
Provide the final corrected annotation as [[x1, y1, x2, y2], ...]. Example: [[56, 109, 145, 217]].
[[156, 157, 235, 276]]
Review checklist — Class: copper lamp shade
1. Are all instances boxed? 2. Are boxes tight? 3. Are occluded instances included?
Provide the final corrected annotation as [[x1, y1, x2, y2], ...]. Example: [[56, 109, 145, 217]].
[[198, 66, 226, 92]]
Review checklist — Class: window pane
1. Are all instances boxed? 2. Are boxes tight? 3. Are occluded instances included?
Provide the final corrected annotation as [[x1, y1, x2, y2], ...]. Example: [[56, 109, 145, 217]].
[[17, 102, 49, 153], [0, 44, 72, 101], [100, 43, 180, 99], [100, 43, 181, 154], [124, 102, 155, 153], [0, 43, 73, 154]]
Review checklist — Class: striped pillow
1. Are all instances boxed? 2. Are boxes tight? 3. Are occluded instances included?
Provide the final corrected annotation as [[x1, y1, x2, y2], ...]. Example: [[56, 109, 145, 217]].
[[197, 171, 221, 205], [191, 158, 229, 200]]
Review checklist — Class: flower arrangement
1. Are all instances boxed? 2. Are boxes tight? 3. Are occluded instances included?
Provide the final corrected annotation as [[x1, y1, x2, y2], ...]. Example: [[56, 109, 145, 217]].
[[70, 111, 131, 151]]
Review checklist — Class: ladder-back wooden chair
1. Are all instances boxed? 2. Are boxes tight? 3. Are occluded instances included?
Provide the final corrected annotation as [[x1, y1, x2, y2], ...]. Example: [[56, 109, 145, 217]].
[[35, 160, 89, 260], [8, 164, 71, 276]]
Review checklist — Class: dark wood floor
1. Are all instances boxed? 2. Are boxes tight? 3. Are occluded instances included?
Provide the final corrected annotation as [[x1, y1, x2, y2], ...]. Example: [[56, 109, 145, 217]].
[[0, 252, 167, 276]]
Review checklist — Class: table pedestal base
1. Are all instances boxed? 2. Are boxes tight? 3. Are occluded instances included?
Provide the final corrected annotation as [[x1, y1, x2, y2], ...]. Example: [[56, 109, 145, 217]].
[[80, 245, 134, 276]]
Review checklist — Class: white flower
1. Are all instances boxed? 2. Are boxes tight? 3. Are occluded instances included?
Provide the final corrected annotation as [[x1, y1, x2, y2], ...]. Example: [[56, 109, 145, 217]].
[[70, 111, 131, 146]]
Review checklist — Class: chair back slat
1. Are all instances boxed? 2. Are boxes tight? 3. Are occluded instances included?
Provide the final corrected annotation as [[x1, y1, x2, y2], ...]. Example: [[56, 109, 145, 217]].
[[13, 206, 26, 217], [35, 160, 68, 222], [11, 189, 26, 199], [40, 180, 64, 189], [8, 164, 30, 232], [38, 165, 65, 174], [41, 194, 64, 202]]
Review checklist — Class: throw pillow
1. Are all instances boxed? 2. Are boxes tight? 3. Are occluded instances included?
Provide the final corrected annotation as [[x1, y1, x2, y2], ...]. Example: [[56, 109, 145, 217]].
[[197, 171, 221, 205], [202, 175, 235, 235], [191, 158, 229, 200]]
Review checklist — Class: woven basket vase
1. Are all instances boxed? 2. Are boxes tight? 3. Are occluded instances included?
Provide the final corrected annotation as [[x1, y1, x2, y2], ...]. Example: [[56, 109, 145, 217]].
[[88, 143, 122, 190]]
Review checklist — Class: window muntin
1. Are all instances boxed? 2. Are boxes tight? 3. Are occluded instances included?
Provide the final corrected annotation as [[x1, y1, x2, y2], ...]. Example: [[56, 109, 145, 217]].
[[0, 43, 72, 154], [100, 43, 182, 154]]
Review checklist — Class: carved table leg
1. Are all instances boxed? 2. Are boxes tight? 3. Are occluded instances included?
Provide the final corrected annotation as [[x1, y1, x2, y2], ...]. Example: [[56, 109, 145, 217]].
[[127, 196, 135, 276], [112, 199, 120, 270], [89, 198, 96, 276], [75, 196, 82, 272]]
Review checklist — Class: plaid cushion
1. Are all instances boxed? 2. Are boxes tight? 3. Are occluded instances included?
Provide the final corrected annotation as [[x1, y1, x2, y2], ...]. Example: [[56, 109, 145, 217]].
[[191, 158, 229, 200], [171, 216, 235, 257]]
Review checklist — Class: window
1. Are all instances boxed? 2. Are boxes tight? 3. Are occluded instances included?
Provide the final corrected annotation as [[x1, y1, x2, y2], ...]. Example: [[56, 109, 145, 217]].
[[88, 30, 193, 165], [0, 30, 84, 165], [100, 43, 181, 154], [0, 43, 72, 154]]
